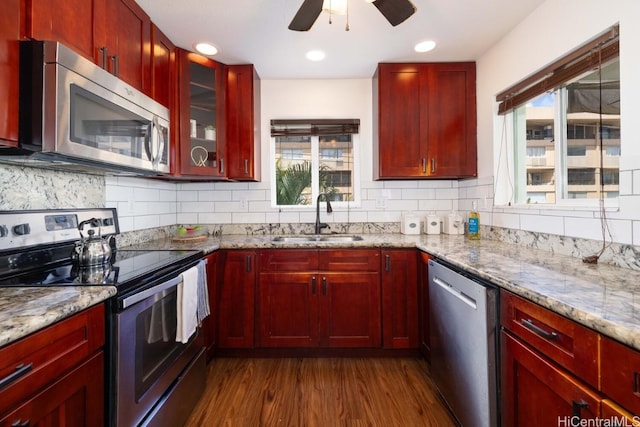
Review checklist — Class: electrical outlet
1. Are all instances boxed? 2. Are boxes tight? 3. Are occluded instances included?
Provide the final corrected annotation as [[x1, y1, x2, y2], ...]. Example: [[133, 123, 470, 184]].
[[239, 198, 247, 210], [375, 197, 387, 209]]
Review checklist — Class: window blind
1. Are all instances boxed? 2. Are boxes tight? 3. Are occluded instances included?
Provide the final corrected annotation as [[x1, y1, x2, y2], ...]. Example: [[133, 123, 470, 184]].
[[496, 25, 619, 115], [270, 119, 360, 137]]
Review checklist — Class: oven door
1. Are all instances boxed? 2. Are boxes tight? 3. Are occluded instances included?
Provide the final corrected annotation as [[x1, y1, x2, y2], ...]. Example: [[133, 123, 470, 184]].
[[114, 275, 200, 427]]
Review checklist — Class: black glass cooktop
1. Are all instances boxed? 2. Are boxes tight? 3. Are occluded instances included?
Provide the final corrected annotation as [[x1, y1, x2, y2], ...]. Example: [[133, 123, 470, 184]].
[[0, 249, 202, 288]]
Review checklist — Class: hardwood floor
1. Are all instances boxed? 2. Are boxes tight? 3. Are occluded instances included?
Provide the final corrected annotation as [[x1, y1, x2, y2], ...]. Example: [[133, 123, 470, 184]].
[[185, 357, 458, 426]]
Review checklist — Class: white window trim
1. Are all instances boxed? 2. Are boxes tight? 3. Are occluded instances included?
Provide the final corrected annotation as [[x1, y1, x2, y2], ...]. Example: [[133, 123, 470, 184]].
[[493, 105, 620, 212], [270, 134, 361, 210]]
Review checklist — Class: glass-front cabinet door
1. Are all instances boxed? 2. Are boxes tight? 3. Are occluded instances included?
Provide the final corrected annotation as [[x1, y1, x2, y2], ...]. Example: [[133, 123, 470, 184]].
[[177, 49, 225, 177]]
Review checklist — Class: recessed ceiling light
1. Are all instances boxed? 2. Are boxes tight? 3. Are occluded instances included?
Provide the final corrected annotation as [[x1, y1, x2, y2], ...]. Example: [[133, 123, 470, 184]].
[[414, 40, 436, 53], [194, 42, 218, 56], [306, 50, 326, 61]]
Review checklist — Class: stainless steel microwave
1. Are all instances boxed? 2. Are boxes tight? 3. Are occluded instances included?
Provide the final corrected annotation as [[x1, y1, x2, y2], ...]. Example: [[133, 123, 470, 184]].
[[14, 40, 170, 175]]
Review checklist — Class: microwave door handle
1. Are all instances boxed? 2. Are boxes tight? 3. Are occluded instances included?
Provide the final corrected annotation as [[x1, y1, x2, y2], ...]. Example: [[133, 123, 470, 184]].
[[144, 122, 153, 162], [152, 117, 165, 170]]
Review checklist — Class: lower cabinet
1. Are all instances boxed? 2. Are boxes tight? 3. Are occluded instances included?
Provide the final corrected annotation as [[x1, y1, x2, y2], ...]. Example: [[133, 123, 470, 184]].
[[217, 250, 256, 348], [200, 252, 219, 358], [381, 249, 418, 349], [418, 251, 432, 359], [501, 289, 640, 425], [501, 330, 601, 426], [258, 248, 381, 348], [1, 352, 104, 427], [0, 304, 105, 425]]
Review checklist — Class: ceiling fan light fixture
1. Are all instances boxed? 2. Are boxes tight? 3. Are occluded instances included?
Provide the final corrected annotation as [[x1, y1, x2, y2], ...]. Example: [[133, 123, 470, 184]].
[[322, 0, 348, 15], [194, 42, 218, 56], [415, 40, 436, 53], [306, 50, 326, 61]]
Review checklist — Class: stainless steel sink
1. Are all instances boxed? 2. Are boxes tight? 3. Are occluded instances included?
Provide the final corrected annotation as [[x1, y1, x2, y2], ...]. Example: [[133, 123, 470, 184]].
[[317, 235, 364, 242], [270, 236, 319, 243], [270, 235, 363, 243]]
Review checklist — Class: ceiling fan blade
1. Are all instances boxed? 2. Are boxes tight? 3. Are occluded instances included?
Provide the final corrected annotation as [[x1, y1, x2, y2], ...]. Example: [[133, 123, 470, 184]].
[[289, 0, 323, 31], [373, 0, 417, 26]]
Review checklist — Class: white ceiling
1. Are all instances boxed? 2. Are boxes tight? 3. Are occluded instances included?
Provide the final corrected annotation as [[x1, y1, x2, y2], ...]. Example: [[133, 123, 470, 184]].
[[136, 0, 545, 79]]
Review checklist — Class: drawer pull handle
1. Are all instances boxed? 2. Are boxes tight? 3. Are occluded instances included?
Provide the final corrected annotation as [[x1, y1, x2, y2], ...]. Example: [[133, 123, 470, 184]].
[[322, 277, 327, 296], [572, 399, 589, 419], [0, 363, 33, 390], [12, 420, 30, 427], [312, 276, 317, 295], [521, 318, 558, 340]]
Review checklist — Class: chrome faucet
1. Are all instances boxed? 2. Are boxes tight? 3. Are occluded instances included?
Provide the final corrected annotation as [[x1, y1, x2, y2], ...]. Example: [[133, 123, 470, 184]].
[[315, 193, 333, 234]]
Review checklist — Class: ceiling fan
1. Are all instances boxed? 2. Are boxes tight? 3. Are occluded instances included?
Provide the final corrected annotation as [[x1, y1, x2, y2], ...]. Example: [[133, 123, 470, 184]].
[[289, 0, 417, 31]]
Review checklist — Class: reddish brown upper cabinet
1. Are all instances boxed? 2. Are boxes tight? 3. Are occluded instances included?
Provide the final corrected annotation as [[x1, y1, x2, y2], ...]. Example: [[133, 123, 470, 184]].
[[217, 250, 255, 348], [175, 49, 227, 178], [373, 62, 477, 179], [22, 0, 99, 64], [381, 249, 418, 349], [95, 0, 152, 94], [150, 24, 175, 108], [23, 0, 152, 95], [0, 0, 20, 146], [226, 64, 261, 181]]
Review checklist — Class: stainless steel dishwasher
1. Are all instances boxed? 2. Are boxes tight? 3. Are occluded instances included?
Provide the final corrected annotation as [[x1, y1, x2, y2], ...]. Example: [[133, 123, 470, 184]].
[[428, 259, 499, 427]]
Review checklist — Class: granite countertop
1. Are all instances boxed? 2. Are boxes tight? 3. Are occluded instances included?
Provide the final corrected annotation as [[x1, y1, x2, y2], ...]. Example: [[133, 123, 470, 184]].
[[3, 232, 640, 353], [0, 286, 116, 347]]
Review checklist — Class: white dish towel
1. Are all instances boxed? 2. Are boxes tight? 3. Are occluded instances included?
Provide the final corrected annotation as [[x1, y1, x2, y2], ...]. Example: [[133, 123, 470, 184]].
[[176, 265, 199, 343]]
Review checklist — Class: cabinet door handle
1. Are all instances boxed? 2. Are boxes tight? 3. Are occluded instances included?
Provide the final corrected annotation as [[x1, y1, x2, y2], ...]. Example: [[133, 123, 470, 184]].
[[322, 277, 327, 295], [245, 255, 252, 272], [219, 158, 225, 174], [422, 158, 427, 173], [0, 363, 33, 389], [521, 318, 558, 341], [431, 158, 436, 173], [99, 46, 108, 70], [244, 159, 249, 174], [311, 276, 317, 295], [385, 254, 390, 272], [572, 400, 589, 419], [11, 420, 30, 427], [111, 55, 119, 77]]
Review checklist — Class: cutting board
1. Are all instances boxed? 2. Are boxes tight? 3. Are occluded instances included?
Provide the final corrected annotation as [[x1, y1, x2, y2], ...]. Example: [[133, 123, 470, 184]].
[[170, 234, 207, 243]]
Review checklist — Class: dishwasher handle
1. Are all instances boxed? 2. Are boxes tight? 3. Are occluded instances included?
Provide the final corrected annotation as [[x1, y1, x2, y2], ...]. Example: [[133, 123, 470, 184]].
[[432, 275, 477, 309]]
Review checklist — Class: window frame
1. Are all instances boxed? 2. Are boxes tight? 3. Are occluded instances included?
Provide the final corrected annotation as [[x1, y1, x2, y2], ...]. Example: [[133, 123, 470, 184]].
[[269, 133, 361, 210], [496, 26, 620, 210]]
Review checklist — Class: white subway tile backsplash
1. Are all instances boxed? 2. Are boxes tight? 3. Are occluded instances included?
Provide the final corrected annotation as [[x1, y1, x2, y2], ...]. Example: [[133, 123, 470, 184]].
[[233, 212, 267, 224], [520, 214, 564, 235]]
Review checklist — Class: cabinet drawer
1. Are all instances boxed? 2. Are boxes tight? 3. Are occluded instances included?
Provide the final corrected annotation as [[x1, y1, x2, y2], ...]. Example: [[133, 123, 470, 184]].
[[318, 249, 380, 272], [500, 290, 598, 388], [0, 304, 105, 414], [601, 336, 640, 415], [259, 249, 318, 272]]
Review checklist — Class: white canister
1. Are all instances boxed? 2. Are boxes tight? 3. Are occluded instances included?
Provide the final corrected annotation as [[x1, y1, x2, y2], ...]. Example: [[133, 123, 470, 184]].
[[424, 215, 441, 234], [443, 212, 465, 235], [400, 213, 421, 235]]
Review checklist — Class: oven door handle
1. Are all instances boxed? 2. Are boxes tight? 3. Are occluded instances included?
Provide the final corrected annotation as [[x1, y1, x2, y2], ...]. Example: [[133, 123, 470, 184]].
[[121, 275, 183, 309]]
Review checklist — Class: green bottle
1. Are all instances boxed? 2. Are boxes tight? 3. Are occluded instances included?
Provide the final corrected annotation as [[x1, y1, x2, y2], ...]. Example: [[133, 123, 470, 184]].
[[468, 201, 480, 240]]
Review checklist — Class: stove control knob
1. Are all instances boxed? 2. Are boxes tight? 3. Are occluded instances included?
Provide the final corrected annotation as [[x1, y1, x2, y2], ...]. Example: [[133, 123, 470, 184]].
[[13, 223, 31, 236], [0, 225, 7, 237], [102, 218, 114, 226]]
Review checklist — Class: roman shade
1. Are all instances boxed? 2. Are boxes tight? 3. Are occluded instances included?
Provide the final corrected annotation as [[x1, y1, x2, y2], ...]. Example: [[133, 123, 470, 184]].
[[270, 119, 360, 137]]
